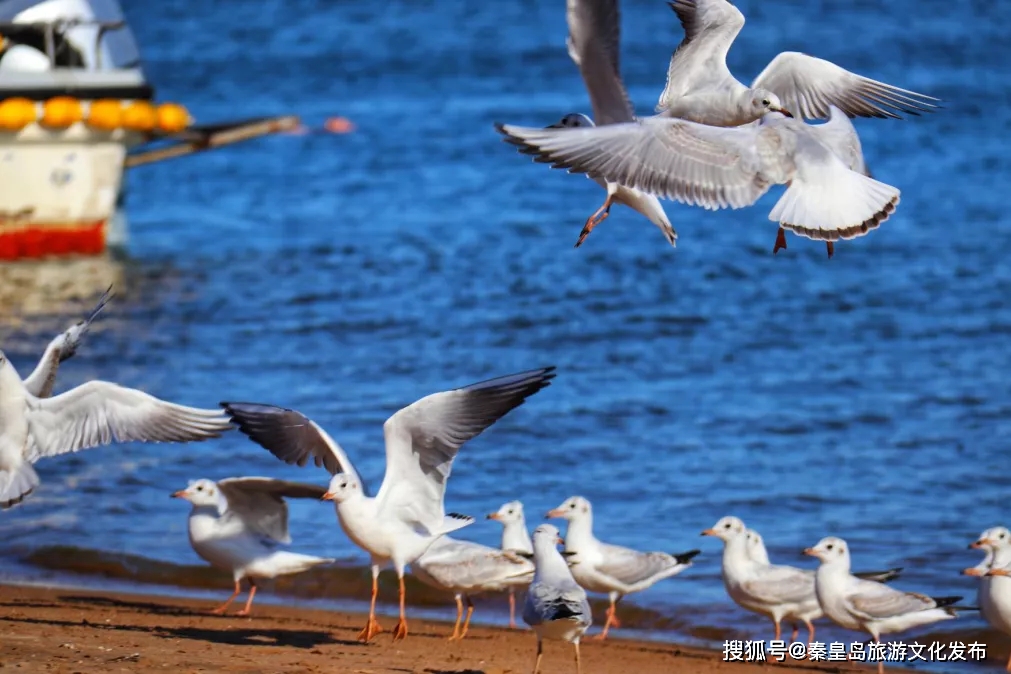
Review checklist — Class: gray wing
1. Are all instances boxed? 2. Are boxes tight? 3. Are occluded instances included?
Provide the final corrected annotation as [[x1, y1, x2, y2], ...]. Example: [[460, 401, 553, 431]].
[[414, 538, 534, 591], [217, 477, 327, 545], [751, 52, 939, 121], [24, 382, 232, 462], [374, 367, 555, 533], [854, 567, 902, 583], [495, 118, 775, 210], [221, 403, 365, 491], [524, 578, 591, 628], [22, 286, 113, 398], [566, 0, 634, 125], [847, 579, 942, 621], [657, 0, 745, 110], [595, 545, 683, 587], [808, 106, 867, 175], [740, 565, 816, 605]]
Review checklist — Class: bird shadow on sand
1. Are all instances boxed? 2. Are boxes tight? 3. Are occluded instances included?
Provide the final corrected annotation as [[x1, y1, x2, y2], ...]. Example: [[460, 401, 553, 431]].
[[56, 594, 200, 617]]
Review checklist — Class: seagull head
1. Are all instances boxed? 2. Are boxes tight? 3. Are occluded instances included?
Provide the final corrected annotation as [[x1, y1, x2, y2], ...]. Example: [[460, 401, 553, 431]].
[[321, 473, 360, 503], [701, 515, 746, 542], [803, 536, 850, 566], [751, 89, 793, 118], [488, 500, 525, 524], [546, 495, 590, 521], [970, 526, 1010, 550], [171, 479, 219, 507], [745, 529, 770, 564], [547, 113, 594, 130], [533, 523, 564, 547]]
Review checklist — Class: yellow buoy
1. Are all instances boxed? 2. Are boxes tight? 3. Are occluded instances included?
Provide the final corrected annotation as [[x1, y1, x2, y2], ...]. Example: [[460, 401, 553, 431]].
[[156, 102, 191, 134], [41, 96, 83, 128], [86, 99, 123, 131], [0, 97, 37, 132], [121, 100, 156, 132]]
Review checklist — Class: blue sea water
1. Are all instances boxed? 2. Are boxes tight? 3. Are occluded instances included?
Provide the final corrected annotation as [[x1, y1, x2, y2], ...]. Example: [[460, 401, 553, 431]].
[[1, 0, 1009, 671]]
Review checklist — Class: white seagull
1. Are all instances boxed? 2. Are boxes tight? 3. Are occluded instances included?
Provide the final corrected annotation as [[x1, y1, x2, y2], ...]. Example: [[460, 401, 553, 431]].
[[704, 518, 903, 644], [524, 523, 592, 674], [488, 499, 535, 628], [221, 366, 556, 643], [546, 0, 676, 249], [0, 352, 233, 509], [968, 527, 1011, 671], [806, 536, 962, 674], [172, 477, 335, 616], [656, 0, 938, 125], [412, 534, 535, 640], [497, 106, 898, 259], [22, 286, 113, 398], [548, 495, 699, 639]]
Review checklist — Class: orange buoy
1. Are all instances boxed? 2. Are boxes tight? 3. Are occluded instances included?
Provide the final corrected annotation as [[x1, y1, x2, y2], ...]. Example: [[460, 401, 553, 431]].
[[156, 102, 191, 133], [122, 100, 156, 132], [87, 99, 123, 131], [0, 97, 37, 132], [41, 96, 83, 128]]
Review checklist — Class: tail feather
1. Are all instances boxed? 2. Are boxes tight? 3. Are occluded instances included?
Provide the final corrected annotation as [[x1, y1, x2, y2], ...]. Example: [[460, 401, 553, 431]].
[[770, 163, 899, 243], [0, 464, 41, 510]]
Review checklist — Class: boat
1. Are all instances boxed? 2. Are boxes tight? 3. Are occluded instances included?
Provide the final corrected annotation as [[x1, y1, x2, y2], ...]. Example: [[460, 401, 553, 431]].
[[0, 0, 298, 261]]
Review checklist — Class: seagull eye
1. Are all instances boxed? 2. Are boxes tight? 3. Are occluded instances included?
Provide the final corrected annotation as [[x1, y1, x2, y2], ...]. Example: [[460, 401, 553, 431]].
[[724, 523, 731, 529], [762, 99, 770, 106], [196, 486, 203, 492], [826, 544, 833, 551], [507, 509, 514, 515], [1001, 533, 1006, 539], [570, 503, 576, 509]]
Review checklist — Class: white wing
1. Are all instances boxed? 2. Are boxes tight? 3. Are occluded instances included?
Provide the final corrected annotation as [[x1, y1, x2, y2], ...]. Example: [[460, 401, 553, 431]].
[[751, 52, 939, 121], [808, 106, 867, 174], [24, 381, 231, 462], [217, 477, 327, 545], [565, 0, 634, 125], [495, 117, 776, 210], [375, 367, 555, 534], [221, 403, 366, 491], [657, 0, 745, 110]]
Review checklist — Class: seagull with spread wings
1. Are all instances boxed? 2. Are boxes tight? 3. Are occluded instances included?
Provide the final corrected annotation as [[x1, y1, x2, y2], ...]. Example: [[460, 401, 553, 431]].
[[0, 350, 233, 509], [172, 477, 335, 616], [221, 366, 556, 643]]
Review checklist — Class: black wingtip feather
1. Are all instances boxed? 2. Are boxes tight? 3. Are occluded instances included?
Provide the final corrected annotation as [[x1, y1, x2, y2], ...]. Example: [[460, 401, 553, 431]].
[[932, 596, 962, 609], [675, 549, 701, 564]]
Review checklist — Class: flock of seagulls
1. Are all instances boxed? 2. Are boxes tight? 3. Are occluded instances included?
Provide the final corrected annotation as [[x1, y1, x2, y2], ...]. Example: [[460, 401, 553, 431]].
[[3, 2, 1002, 674], [495, 0, 937, 258]]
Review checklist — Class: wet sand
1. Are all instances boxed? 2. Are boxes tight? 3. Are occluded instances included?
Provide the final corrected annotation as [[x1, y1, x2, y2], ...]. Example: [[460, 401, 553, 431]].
[[0, 584, 915, 674]]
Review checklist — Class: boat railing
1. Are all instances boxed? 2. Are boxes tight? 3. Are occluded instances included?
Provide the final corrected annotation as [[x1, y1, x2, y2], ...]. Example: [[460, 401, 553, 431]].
[[0, 18, 131, 70]]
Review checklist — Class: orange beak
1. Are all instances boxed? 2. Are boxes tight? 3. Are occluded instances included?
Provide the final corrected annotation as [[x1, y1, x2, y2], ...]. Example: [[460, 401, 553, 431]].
[[487, 513, 502, 521], [701, 528, 717, 537], [990, 568, 1011, 578], [970, 539, 991, 549], [170, 490, 185, 498], [803, 547, 817, 557], [556, 536, 564, 546], [320, 492, 336, 502], [546, 508, 565, 519], [962, 567, 984, 577]]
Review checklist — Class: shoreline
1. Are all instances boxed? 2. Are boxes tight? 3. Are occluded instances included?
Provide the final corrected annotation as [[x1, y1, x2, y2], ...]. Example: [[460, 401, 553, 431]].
[[0, 582, 921, 674]]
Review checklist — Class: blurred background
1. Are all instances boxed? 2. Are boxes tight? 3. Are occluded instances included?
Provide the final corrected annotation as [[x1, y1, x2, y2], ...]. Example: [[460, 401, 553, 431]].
[[0, 0, 1007, 670]]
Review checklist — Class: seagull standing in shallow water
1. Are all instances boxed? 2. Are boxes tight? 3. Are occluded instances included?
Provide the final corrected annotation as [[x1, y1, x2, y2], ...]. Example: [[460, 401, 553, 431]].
[[172, 477, 335, 616], [548, 495, 699, 639], [221, 366, 556, 643], [488, 499, 535, 628], [524, 523, 592, 674]]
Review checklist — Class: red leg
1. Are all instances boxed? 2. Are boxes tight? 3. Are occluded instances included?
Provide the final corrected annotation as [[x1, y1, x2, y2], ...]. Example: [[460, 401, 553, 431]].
[[575, 195, 614, 248], [448, 594, 463, 640], [592, 598, 618, 640], [508, 589, 517, 629], [392, 575, 409, 641], [789, 623, 798, 642], [826, 241, 835, 259], [236, 579, 257, 616], [460, 595, 475, 639], [358, 568, 383, 643], [773, 227, 788, 255], [805, 619, 815, 645], [210, 580, 241, 615]]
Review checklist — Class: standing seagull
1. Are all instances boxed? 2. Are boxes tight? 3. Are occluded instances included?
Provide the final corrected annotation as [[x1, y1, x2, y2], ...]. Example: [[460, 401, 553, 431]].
[[488, 499, 534, 628], [0, 351, 233, 509], [656, 0, 937, 125], [221, 366, 556, 643], [968, 527, 1011, 671], [548, 495, 699, 639], [805, 536, 962, 674], [548, 0, 676, 248], [524, 523, 592, 674], [22, 286, 113, 398], [412, 535, 534, 640], [172, 477, 335, 616]]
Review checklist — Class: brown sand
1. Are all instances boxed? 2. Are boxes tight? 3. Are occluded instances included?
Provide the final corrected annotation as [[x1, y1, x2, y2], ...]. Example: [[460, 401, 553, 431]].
[[0, 584, 920, 674]]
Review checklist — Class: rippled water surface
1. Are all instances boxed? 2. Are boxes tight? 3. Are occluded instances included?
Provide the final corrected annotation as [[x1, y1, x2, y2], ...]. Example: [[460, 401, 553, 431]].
[[1, 0, 1009, 670]]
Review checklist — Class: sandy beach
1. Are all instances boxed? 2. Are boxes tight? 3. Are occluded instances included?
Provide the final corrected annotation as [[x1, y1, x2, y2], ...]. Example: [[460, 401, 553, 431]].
[[0, 584, 922, 674]]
